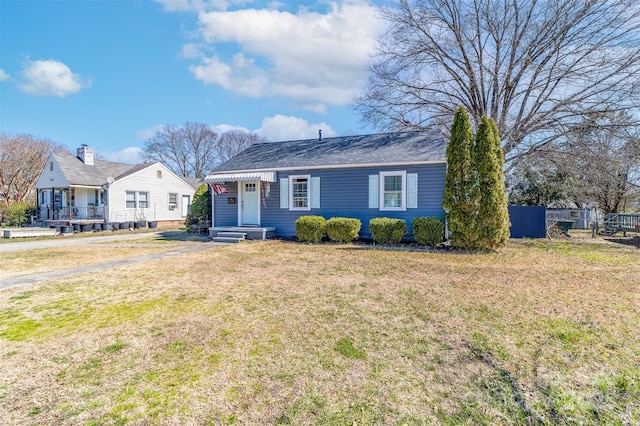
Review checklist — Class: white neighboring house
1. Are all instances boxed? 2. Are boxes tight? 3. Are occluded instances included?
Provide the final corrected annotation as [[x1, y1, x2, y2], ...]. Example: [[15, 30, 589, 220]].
[[35, 145, 199, 226]]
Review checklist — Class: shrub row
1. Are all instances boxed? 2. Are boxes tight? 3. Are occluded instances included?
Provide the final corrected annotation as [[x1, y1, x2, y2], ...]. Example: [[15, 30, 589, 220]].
[[296, 216, 362, 243], [295, 215, 445, 246]]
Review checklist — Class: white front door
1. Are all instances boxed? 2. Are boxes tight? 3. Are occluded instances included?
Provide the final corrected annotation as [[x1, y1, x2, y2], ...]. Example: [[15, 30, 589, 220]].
[[241, 181, 260, 225], [182, 195, 190, 217]]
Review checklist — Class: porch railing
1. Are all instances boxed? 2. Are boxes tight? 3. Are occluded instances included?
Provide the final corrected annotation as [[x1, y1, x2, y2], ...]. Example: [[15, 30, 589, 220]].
[[38, 206, 105, 221], [603, 213, 640, 236]]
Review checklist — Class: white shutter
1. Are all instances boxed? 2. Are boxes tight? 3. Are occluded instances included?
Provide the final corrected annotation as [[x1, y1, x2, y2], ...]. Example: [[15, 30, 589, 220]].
[[407, 173, 418, 208], [280, 178, 289, 209], [311, 177, 320, 209], [368, 175, 379, 209]]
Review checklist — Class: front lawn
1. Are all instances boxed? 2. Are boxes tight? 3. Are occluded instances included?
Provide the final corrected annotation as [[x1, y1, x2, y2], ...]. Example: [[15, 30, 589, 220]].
[[0, 237, 638, 424]]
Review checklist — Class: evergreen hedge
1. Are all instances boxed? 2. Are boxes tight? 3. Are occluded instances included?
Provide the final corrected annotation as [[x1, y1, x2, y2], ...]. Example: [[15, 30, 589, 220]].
[[369, 217, 406, 245], [326, 217, 361, 242], [185, 184, 211, 229], [295, 215, 327, 243], [474, 117, 510, 250], [442, 106, 477, 249], [412, 217, 444, 246]]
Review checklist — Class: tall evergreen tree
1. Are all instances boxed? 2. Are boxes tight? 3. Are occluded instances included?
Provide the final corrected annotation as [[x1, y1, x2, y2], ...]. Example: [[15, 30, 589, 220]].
[[474, 117, 510, 250], [443, 106, 477, 249]]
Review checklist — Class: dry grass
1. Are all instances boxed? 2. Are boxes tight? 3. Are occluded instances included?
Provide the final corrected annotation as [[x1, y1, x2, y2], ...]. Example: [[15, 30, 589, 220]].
[[0, 243, 190, 281], [0, 234, 639, 425]]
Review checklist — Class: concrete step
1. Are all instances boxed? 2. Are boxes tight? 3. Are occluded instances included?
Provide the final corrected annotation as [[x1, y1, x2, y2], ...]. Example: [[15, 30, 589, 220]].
[[216, 232, 247, 239], [212, 236, 244, 243]]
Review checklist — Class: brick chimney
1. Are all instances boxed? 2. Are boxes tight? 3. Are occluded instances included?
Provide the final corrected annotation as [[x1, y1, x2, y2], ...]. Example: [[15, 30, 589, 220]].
[[77, 145, 94, 165]]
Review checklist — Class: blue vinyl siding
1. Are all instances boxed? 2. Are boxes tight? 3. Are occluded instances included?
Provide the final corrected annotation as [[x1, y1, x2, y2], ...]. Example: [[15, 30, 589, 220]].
[[213, 183, 239, 226], [256, 164, 446, 238]]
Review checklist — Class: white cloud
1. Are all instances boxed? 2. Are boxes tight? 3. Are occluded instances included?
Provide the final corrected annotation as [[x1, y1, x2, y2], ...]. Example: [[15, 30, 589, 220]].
[[212, 123, 251, 134], [99, 147, 146, 164], [185, 1, 383, 111], [257, 114, 336, 141], [179, 43, 202, 59], [19, 59, 92, 97], [135, 124, 167, 140], [0, 69, 10, 81]]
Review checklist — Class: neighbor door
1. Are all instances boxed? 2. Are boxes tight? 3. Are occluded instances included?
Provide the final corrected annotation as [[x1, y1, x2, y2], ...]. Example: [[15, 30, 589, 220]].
[[182, 195, 190, 217], [241, 181, 260, 225]]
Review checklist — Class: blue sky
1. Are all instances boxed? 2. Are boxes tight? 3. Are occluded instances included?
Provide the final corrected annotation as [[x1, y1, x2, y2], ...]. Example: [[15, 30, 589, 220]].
[[1, 0, 387, 163]]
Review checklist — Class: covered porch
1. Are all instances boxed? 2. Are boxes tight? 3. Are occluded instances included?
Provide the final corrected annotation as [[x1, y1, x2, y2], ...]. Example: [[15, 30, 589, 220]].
[[205, 171, 278, 239], [37, 185, 107, 222]]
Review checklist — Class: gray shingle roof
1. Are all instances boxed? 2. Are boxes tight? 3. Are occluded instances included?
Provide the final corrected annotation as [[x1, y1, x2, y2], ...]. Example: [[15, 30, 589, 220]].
[[182, 177, 203, 190], [53, 153, 143, 186], [212, 130, 447, 173]]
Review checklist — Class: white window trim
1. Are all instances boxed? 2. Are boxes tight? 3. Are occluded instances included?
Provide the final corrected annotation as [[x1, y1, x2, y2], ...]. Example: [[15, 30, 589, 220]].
[[379, 171, 407, 211], [289, 175, 311, 211], [168, 193, 177, 210], [125, 191, 136, 209], [126, 191, 150, 209], [138, 191, 149, 209]]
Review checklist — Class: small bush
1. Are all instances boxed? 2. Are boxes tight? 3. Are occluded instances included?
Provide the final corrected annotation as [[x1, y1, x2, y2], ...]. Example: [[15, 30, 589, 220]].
[[326, 217, 361, 243], [369, 217, 407, 245], [296, 215, 326, 243], [185, 184, 211, 229], [6, 203, 37, 226], [412, 216, 445, 246]]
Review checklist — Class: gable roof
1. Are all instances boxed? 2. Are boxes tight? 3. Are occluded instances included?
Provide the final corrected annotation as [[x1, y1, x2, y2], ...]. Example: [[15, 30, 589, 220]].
[[52, 153, 144, 186], [211, 130, 447, 173], [182, 177, 202, 190]]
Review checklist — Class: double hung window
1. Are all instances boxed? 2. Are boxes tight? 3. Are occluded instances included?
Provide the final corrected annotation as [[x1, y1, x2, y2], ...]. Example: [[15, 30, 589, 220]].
[[280, 175, 319, 210], [126, 191, 149, 209]]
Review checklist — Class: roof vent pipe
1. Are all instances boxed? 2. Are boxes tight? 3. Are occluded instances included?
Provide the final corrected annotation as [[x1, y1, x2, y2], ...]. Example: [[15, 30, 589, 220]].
[[318, 129, 322, 141]]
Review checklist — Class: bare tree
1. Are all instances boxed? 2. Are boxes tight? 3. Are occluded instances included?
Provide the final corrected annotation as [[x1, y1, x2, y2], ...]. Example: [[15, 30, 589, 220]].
[[143, 122, 219, 179], [0, 133, 69, 207], [216, 130, 267, 164], [357, 0, 640, 165], [550, 112, 640, 214]]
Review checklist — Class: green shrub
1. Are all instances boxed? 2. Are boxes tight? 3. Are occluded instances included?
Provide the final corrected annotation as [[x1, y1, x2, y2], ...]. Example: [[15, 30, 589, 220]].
[[295, 215, 327, 243], [185, 184, 211, 229], [412, 216, 445, 246], [369, 217, 406, 245], [326, 217, 361, 243], [6, 203, 37, 226]]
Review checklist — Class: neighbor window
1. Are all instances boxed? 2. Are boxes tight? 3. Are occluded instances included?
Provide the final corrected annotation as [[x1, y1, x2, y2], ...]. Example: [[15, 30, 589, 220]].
[[380, 171, 407, 211], [126, 191, 149, 209], [290, 176, 310, 210], [138, 192, 149, 209], [157, 170, 162, 178], [168, 193, 177, 210], [126, 191, 136, 208]]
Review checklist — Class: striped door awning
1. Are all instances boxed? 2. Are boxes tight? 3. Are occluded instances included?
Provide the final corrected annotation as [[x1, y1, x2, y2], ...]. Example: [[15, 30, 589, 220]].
[[203, 171, 277, 183]]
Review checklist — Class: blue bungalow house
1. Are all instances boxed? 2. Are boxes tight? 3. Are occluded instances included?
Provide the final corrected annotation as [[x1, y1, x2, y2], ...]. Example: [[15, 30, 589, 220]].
[[203, 130, 447, 240]]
